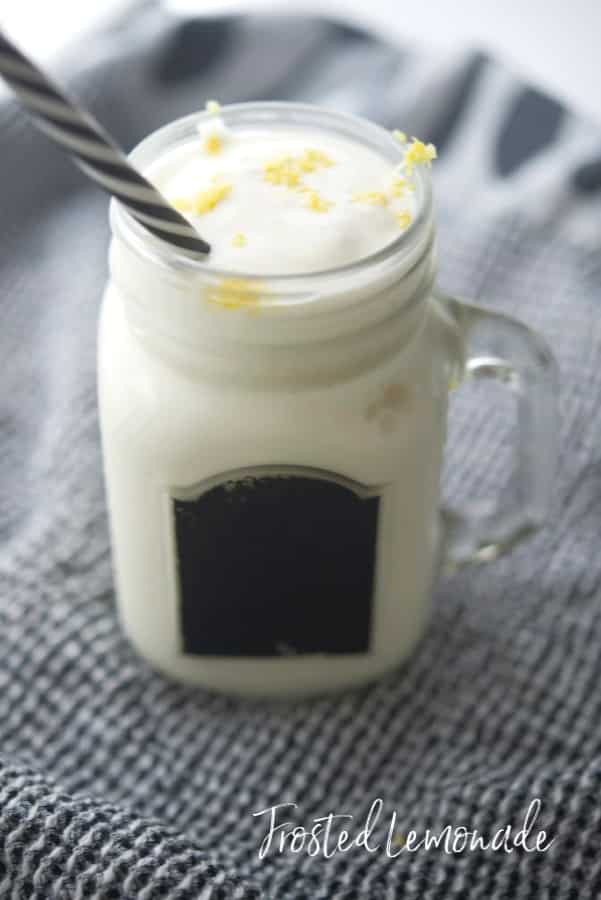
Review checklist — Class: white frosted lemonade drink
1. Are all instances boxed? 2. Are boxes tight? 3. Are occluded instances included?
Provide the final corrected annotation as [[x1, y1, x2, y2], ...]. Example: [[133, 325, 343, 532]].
[[99, 102, 558, 696]]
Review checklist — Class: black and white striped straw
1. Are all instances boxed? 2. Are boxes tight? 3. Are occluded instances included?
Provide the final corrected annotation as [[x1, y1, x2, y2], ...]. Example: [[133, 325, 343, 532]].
[[0, 30, 210, 256]]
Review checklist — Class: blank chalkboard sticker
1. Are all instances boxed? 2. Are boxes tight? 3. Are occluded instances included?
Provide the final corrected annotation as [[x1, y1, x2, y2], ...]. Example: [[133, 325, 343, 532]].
[[171, 467, 382, 656]]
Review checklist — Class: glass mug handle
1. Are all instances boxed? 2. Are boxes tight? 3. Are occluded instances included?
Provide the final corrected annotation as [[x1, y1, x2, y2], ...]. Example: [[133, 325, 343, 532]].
[[438, 291, 559, 570]]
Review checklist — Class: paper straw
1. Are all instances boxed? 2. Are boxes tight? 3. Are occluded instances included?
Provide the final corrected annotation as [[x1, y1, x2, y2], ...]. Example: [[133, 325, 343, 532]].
[[0, 30, 210, 256]]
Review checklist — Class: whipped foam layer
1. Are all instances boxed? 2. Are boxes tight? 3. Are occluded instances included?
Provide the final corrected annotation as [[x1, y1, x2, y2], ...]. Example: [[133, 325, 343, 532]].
[[147, 117, 421, 275]]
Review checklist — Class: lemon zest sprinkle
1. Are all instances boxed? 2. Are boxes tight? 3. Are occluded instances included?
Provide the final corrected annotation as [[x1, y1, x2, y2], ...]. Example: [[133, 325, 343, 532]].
[[207, 277, 261, 311], [352, 191, 388, 206], [397, 210, 412, 230], [390, 176, 408, 197], [203, 133, 222, 155], [263, 155, 302, 188], [231, 232, 247, 247], [392, 129, 407, 145], [195, 182, 232, 213], [205, 99, 221, 114], [403, 138, 437, 174], [173, 182, 232, 215], [263, 148, 334, 188], [171, 196, 195, 213], [298, 148, 334, 172], [304, 190, 333, 212]]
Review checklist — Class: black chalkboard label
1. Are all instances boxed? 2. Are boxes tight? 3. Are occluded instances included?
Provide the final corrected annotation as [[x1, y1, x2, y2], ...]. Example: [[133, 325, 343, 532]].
[[171, 467, 381, 657]]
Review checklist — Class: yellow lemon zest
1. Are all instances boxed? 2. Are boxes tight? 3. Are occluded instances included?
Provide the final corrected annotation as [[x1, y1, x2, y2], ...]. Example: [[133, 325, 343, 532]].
[[194, 182, 232, 213], [263, 155, 302, 188], [203, 133, 222, 155], [263, 148, 334, 188], [352, 191, 388, 206], [304, 190, 333, 212], [392, 129, 407, 145], [173, 182, 232, 215], [205, 99, 221, 114], [207, 277, 261, 311], [403, 138, 437, 174], [390, 176, 408, 197], [298, 148, 334, 172], [231, 232, 247, 247], [171, 196, 195, 213], [397, 210, 412, 230]]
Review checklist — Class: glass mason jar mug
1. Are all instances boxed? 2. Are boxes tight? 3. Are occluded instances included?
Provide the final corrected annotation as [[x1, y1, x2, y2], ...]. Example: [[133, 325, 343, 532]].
[[99, 103, 558, 697]]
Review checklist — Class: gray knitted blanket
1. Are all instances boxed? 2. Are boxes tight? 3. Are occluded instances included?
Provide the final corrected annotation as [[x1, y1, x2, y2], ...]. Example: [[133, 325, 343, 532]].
[[2, 5, 601, 898]]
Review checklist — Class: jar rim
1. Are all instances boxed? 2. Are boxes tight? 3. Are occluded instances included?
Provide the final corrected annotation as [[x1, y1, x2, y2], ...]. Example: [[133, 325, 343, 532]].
[[110, 101, 434, 292]]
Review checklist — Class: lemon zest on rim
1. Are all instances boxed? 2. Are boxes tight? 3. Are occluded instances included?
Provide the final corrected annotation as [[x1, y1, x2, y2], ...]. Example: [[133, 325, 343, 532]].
[[403, 138, 437, 174]]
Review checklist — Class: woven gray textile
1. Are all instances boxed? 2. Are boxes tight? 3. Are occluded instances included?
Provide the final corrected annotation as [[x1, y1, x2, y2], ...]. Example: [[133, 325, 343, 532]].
[[1, 5, 601, 898]]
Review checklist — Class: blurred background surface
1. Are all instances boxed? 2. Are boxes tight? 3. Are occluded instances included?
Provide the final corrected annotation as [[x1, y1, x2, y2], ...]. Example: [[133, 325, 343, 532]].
[[3, 0, 601, 122]]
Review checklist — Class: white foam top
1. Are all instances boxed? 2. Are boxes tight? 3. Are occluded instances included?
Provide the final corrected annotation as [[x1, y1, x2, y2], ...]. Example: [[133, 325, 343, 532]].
[[147, 116, 420, 275]]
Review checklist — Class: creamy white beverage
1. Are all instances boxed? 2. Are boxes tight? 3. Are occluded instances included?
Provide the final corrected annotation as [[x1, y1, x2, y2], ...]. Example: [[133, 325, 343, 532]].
[[148, 109, 425, 274], [98, 103, 556, 696]]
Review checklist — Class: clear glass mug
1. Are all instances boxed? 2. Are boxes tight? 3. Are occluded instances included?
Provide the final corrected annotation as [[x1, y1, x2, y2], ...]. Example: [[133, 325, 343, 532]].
[[98, 103, 558, 697]]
